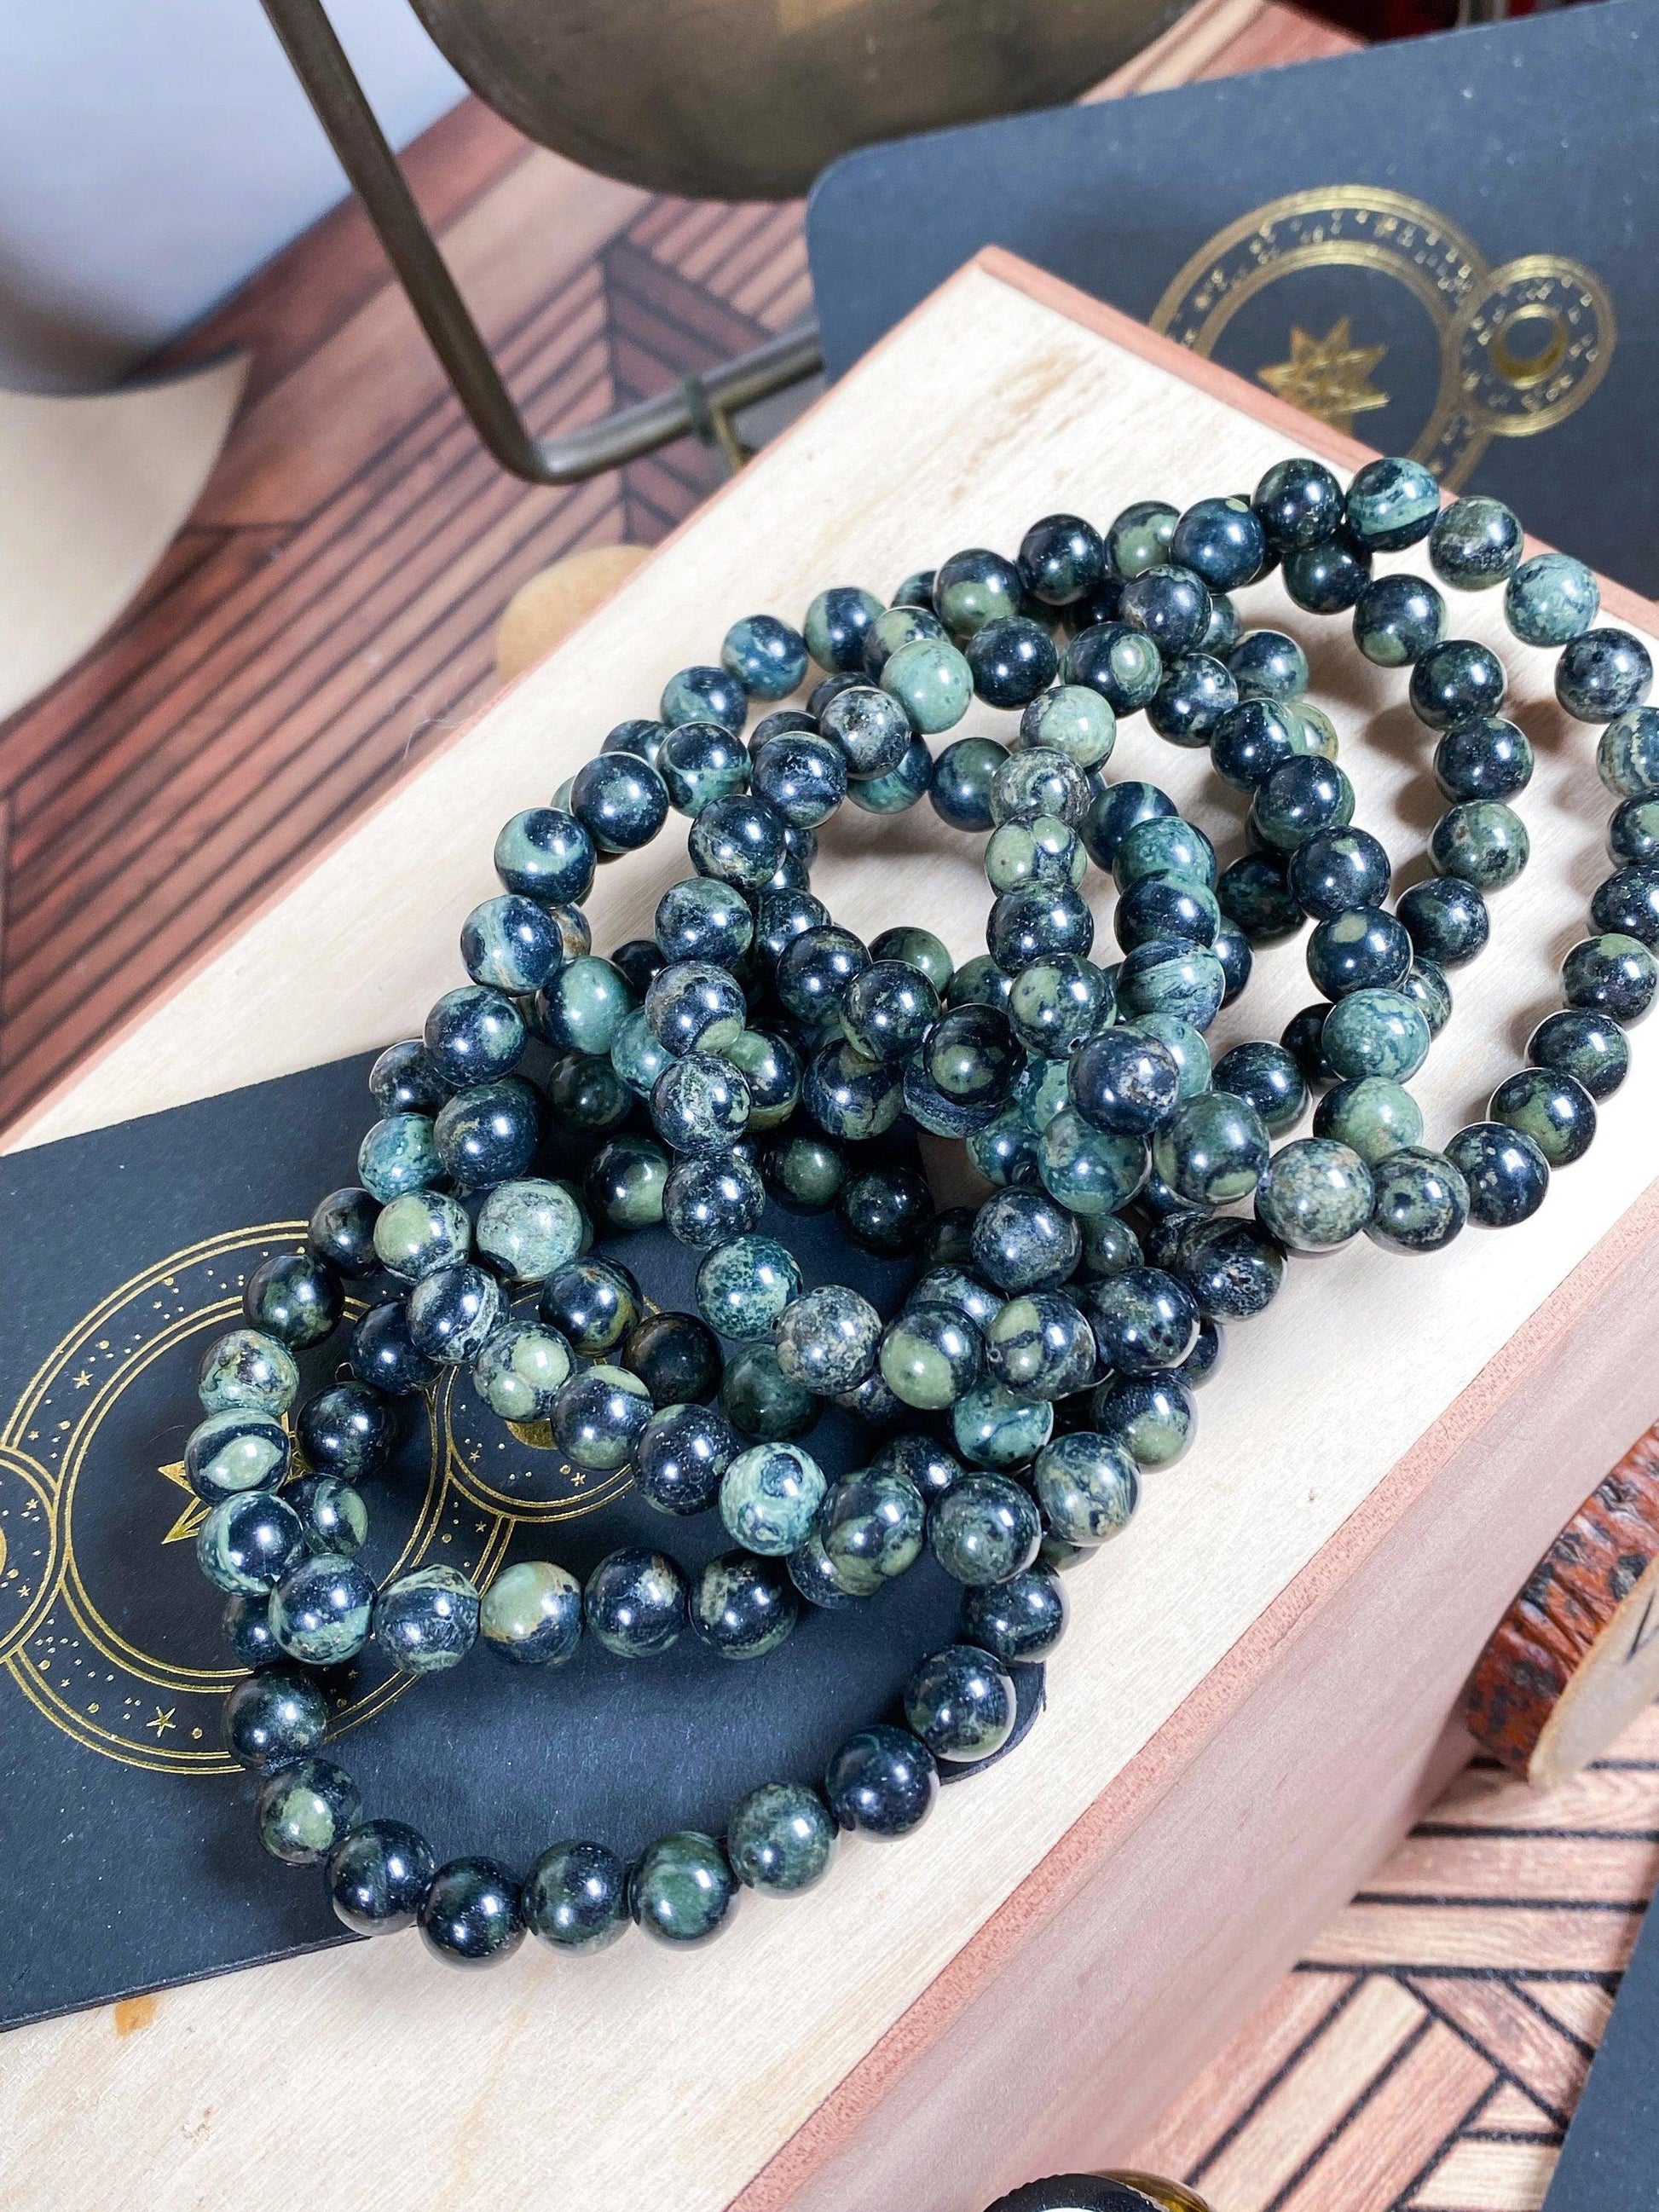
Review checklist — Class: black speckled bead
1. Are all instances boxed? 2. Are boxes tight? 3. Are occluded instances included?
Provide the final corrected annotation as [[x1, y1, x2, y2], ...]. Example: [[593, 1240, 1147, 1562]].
[[644, 960, 747, 1056], [843, 960, 941, 1063], [435, 1077, 540, 1191], [1445, 1122, 1550, 1227], [1563, 933, 1658, 1023], [1032, 1429, 1139, 1544], [1557, 630, 1654, 724], [690, 1551, 799, 1659], [1113, 814, 1216, 890], [1089, 1372, 1194, 1465], [1218, 852, 1303, 943], [776, 924, 868, 1022], [569, 749, 670, 854], [460, 892, 564, 993], [425, 983, 528, 1086], [1212, 1040, 1309, 1135], [243, 1248, 342, 1349], [1367, 1145, 1470, 1253], [1256, 1136, 1373, 1253], [526, 1839, 629, 1951], [774, 1285, 882, 1396], [1345, 455, 1439, 550], [863, 603, 946, 681], [585, 1547, 686, 1657], [223, 1591, 279, 1668], [1019, 512, 1106, 604], [1431, 800, 1529, 890], [256, 1757, 361, 1865], [990, 746, 1091, 828], [1253, 456, 1344, 551], [308, 1185, 383, 1277], [818, 684, 913, 779], [1282, 529, 1371, 614], [370, 1037, 451, 1117], [1249, 756, 1354, 854], [1210, 697, 1301, 792], [1065, 621, 1164, 714], [987, 884, 1094, 972], [584, 1134, 670, 1234], [1429, 495, 1522, 590], [1171, 494, 1268, 588], [602, 718, 668, 768], [1287, 828, 1391, 921], [1608, 801, 1659, 868], [327, 1819, 435, 1936], [350, 1299, 437, 1397], [1006, 955, 1112, 1060], [1353, 572, 1446, 667], [1281, 1002, 1339, 1087], [660, 1152, 764, 1250], [967, 615, 1059, 707], [375, 1565, 480, 1672], [621, 1311, 722, 1408], [184, 1406, 290, 1503], [1147, 652, 1239, 747], [905, 1643, 1016, 1763], [1505, 552, 1599, 646], [631, 1831, 740, 1944], [727, 1782, 838, 1893], [419, 1857, 526, 1969], [1228, 627, 1309, 702], [1528, 1008, 1629, 1100], [931, 736, 1009, 830], [961, 1562, 1067, 1660], [298, 1381, 395, 1482], [633, 1401, 737, 1516], [1307, 905, 1413, 998], [661, 663, 748, 735], [1434, 714, 1532, 804], [223, 1666, 327, 1770], [1083, 1264, 1199, 1373], [1398, 875, 1490, 967], [752, 731, 847, 829], [654, 875, 754, 967], [1489, 1066, 1598, 1167], [837, 1162, 933, 1256], [825, 1724, 939, 1839], [1175, 1217, 1285, 1320], [651, 1053, 750, 1157], [1409, 639, 1507, 731], [972, 1187, 1081, 1292], [1114, 874, 1220, 952]]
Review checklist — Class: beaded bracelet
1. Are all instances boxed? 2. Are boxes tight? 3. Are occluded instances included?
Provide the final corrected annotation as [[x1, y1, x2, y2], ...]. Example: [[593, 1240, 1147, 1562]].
[[178, 450, 1656, 1968]]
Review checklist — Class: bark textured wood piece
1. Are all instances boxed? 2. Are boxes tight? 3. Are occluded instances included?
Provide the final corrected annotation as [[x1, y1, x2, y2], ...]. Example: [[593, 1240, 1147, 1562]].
[[5, 254, 1659, 2212], [1463, 1438, 1659, 1788]]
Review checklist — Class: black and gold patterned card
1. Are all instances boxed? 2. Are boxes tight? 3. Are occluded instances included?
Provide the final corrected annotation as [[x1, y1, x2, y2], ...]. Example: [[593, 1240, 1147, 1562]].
[[808, 0, 1659, 597], [0, 1058, 1023, 2029]]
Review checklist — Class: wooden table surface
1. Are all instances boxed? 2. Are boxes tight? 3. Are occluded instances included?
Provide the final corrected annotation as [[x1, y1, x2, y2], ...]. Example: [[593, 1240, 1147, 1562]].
[[1, 8, 1650, 2205]]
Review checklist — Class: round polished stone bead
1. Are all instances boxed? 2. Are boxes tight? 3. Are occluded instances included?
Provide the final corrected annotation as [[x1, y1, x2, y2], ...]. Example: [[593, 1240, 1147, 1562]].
[[1037, 1432, 1140, 1548], [881, 634, 973, 732], [223, 1666, 327, 1770], [1398, 875, 1490, 967], [632, 1831, 740, 1944], [990, 746, 1091, 829], [475, 1178, 585, 1283], [1078, 786, 1173, 882], [1116, 939, 1225, 1031], [1366, 1146, 1470, 1253], [934, 546, 1023, 638], [1434, 713, 1533, 803], [661, 664, 748, 735], [1431, 800, 1529, 889], [242, 1247, 342, 1349], [1286, 828, 1391, 922], [418, 1856, 526, 1970], [327, 1819, 435, 1936], [1211, 1041, 1308, 1136], [1402, 960, 1454, 1037], [526, 1839, 628, 1951], [757, 1133, 842, 1218], [923, 1007, 1017, 1111], [849, 736, 934, 814], [984, 1293, 1094, 1401], [1076, 1214, 1144, 1285], [350, 1299, 437, 1397], [543, 1054, 629, 1135], [1528, 1007, 1628, 1100], [1147, 650, 1238, 747], [648, 1054, 747, 1158], [1313, 1075, 1424, 1165], [775, 923, 867, 1023], [968, 615, 1058, 707], [654, 876, 753, 969], [1173, 1217, 1285, 1320], [1065, 621, 1164, 715], [1105, 496, 1176, 576], [987, 881, 1094, 972], [581, 1137, 668, 1238], [772, 1285, 879, 1396], [1082, 1264, 1199, 1373], [534, 956, 633, 1061], [863, 602, 946, 679], [805, 584, 882, 672], [569, 749, 671, 855], [1020, 686, 1116, 771], [818, 683, 912, 780], [1504, 550, 1598, 645], [1563, 933, 1658, 1023], [1593, 864, 1659, 946], [493, 805, 596, 907], [1088, 1372, 1194, 1465], [688, 792, 789, 891], [968, 1107, 1038, 1187], [1038, 1108, 1147, 1217], [552, 1364, 653, 1471], [1257, 1135, 1373, 1252], [985, 814, 1084, 894], [820, 1469, 926, 1591], [972, 1187, 1081, 1292], [1283, 529, 1371, 613], [1019, 511, 1106, 604], [665, 1151, 766, 1246], [901, 1643, 1015, 1765], [1210, 697, 1302, 791], [930, 735, 1009, 829], [1169, 493, 1265, 587], [1409, 639, 1507, 731], [690, 1551, 799, 1659], [1153, 1090, 1269, 1205], [371, 1190, 469, 1283], [1114, 875, 1220, 953], [824, 1725, 939, 1841], [1226, 628, 1308, 703], [639, 962, 742, 1059], [1113, 818, 1216, 898], [1321, 987, 1431, 1083], [633, 1401, 737, 1516], [725, 1030, 801, 1130], [1558, 629, 1654, 723], [374, 1564, 479, 1671], [1353, 571, 1446, 667], [407, 1262, 504, 1366], [536, 1259, 638, 1360], [1006, 956, 1110, 1060], [269, 1553, 375, 1666], [909, 1268, 1003, 1334], [1281, 1002, 1338, 1088], [1249, 757, 1354, 855], [435, 1077, 540, 1192], [425, 983, 528, 1088], [1429, 495, 1522, 589], [806, 672, 861, 719], [1204, 592, 1242, 652], [720, 611, 808, 698], [307, 1190, 383, 1289], [287, 1475, 368, 1556], [1308, 905, 1413, 999], [751, 733, 846, 832], [256, 1757, 361, 1866], [1344, 454, 1438, 550], [1444, 1121, 1550, 1228], [198, 1491, 303, 1595], [1218, 852, 1302, 943], [617, 1312, 719, 1410], [584, 1547, 686, 1658], [478, 1559, 582, 1667], [1598, 707, 1659, 799], [838, 961, 938, 1064], [931, 1469, 1043, 1582], [694, 1235, 801, 1343], [600, 718, 666, 767], [961, 1562, 1067, 1661], [460, 892, 564, 995], [726, 1782, 837, 1895], [720, 1441, 825, 1554], [1248, 455, 1339, 550], [183, 1406, 289, 1504], [1119, 564, 1212, 658]]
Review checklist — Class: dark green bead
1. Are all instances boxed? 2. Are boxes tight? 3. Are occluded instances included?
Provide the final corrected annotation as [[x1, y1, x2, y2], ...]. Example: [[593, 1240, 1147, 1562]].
[[908, 1266, 1004, 1332], [1446, 1122, 1550, 1227], [1113, 815, 1217, 894], [1313, 1076, 1423, 1165], [837, 1162, 933, 1256], [1218, 852, 1302, 943], [1077, 1212, 1144, 1280], [841, 960, 940, 1063], [1020, 512, 1106, 604], [1211, 1040, 1308, 1135], [985, 814, 1084, 895], [805, 585, 882, 672], [1528, 1008, 1628, 1100], [1174, 493, 1268, 585], [1398, 876, 1490, 967], [774, 1285, 881, 1395], [1114, 875, 1220, 952], [1120, 563, 1212, 658], [1256, 1136, 1373, 1252], [350, 1302, 436, 1397], [425, 982, 529, 1085], [1282, 529, 1370, 614], [256, 1758, 361, 1865], [720, 1441, 825, 1553], [1081, 1263, 1198, 1372], [761, 1130, 845, 1212], [419, 1857, 526, 1968], [879, 1303, 983, 1411], [1032, 1431, 1138, 1545], [1065, 621, 1163, 714], [1607, 800, 1659, 869], [1506, 551, 1598, 645], [287, 1475, 368, 1556], [972, 1187, 1080, 1291], [968, 615, 1058, 707], [651, 1054, 749, 1158], [722, 1343, 818, 1442], [825, 1726, 939, 1839], [460, 892, 564, 992], [990, 749, 1091, 833], [1366, 1146, 1470, 1252], [723, 611, 808, 698], [1563, 933, 1658, 1023], [821, 1469, 926, 1590], [539, 1256, 640, 1354], [631, 1831, 739, 1943], [690, 1551, 799, 1658], [664, 1152, 766, 1245], [1558, 630, 1654, 724], [1117, 939, 1225, 1030], [357, 1112, 442, 1202], [1105, 497, 1176, 577], [633, 1402, 736, 1516], [930, 735, 1009, 829], [905, 1643, 1017, 1762], [932, 1470, 1044, 1580], [1249, 757, 1354, 855], [585, 1134, 671, 1231], [961, 1562, 1067, 1660], [1006, 955, 1112, 1059], [1409, 639, 1506, 731], [375, 1564, 480, 1671], [1038, 1108, 1147, 1217], [1429, 495, 1522, 589], [1088, 1372, 1194, 1464], [223, 1667, 327, 1770], [1153, 1091, 1269, 1205], [689, 793, 789, 889], [476, 1177, 586, 1282], [983, 1292, 1094, 1401], [934, 546, 1023, 638], [620, 1312, 720, 1409], [870, 925, 954, 993], [1211, 697, 1301, 791], [243, 1248, 342, 1349], [269, 1553, 375, 1666], [585, 1547, 685, 1656], [1491, 1067, 1599, 1166], [863, 602, 945, 679], [1592, 865, 1659, 945], [1353, 572, 1445, 666], [694, 1235, 801, 1342], [1598, 708, 1659, 799], [493, 806, 596, 905], [1020, 684, 1117, 770], [1402, 960, 1453, 1037], [327, 1820, 434, 1935], [661, 663, 747, 735], [818, 683, 913, 778], [1344, 455, 1438, 551], [543, 1053, 630, 1134], [1308, 905, 1412, 998], [569, 750, 670, 853], [1228, 628, 1308, 701], [1434, 714, 1532, 804], [655, 874, 753, 967], [1431, 801, 1529, 889], [1251, 457, 1343, 550], [1172, 1217, 1284, 1320], [728, 1782, 838, 1893], [526, 1839, 628, 1950], [197, 1491, 303, 1595], [480, 1559, 582, 1666], [1321, 987, 1431, 1083]]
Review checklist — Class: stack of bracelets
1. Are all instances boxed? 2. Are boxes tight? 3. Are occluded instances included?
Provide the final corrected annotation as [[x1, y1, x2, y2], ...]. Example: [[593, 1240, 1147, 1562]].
[[181, 450, 1658, 1968]]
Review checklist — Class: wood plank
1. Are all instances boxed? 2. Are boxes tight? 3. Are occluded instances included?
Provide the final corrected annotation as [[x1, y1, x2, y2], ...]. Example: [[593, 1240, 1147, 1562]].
[[1515, 1978, 1617, 2047], [1423, 1762, 1659, 1837], [1274, 2021, 1496, 2212], [1475, 2083, 1562, 2138], [1309, 1904, 1646, 1976], [1362, 1834, 1659, 1907], [1404, 1978, 1593, 2122], [1410, 2135, 1558, 2211]]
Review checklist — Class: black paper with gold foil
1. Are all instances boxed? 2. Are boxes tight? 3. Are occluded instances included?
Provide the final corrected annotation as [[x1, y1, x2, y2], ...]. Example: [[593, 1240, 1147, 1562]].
[[806, 0, 1658, 598], [0, 1057, 1026, 2030]]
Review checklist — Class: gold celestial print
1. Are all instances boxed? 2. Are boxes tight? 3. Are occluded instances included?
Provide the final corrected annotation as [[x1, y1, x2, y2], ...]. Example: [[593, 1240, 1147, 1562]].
[[157, 1458, 210, 1546], [1150, 185, 1615, 489], [1257, 317, 1390, 437]]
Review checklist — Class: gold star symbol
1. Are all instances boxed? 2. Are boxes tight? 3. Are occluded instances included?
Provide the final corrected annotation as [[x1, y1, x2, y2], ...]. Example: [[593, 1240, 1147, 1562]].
[[146, 1707, 176, 1737], [157, 1460, 209, 1545], [1258, 317, 1390, 436], [72, 1369, 93, 1389]]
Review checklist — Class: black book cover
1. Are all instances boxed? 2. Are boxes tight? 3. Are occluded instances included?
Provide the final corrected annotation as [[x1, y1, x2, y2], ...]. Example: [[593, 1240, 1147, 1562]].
[[807, 0, 1659, 598], [0, 1058, 1030, 2030]]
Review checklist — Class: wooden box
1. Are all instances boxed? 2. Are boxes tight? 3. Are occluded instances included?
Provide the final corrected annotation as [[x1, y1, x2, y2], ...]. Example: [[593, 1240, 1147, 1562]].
[[6, 249, 1659, 2212]]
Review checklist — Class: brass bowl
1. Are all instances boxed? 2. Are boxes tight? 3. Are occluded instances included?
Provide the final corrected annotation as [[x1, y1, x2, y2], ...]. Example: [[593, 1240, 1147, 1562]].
[[407, 0, 1189, 199]]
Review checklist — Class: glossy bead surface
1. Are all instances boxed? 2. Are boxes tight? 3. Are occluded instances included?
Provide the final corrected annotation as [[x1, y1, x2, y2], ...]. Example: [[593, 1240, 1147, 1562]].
[[1490, 1062, 1598, 1165], [1592, 864, 1659, 946], [269, 1553, 375, 1666], [552, 1363, 652, 1471], [1562, 933, 1658, 1023], [327, 1820, 434, 1935], [727, 1782, 837, 1892], [972, 1187, 1080, 1291], [1228, 628, 1308, 702], [632, 1831, 739, 1943], [1352, 570, 1445, 667], [1153, 1090, 1269, 1205], [723, 1349, 818, 1446], [984, 1293, 1094, 1401], [1211, 1040, 1307, 1135], [722, 611, 807, 698], [1032, 1430, 1138, 1546], [408, 1262, 504, 1366], [493, 805, 595, 905], [350, 1299, 437, 1396], [1429, 496, 1522, 588], [1435, 714, 1532, 803], [1345, 454, 1438, 550], [256, 1758, 361, 1865], [1007, 956, 1110, 1060], [223, 1599, 278, 1678], [1089, 1372, 1194, 1464], [720, 1441, 825, 1554], [539, 1256, 641, 1355], [1257, 1136, 1373, 1251], [694, 1234, 801, 1342], [968, 615, 1058, 707], [931, 1470, 1043, 1580], [619, 1311, 720, 1410], [876, 1303, 980, 1410], [476, 1178, 586, 1282], [1210, 697, 1300, 791], [1528, 1008, 1628, 1100], [1116, 939, 1225, 1030], [665, 1151, 766, 1246], [223, 1666, 327, 1769], [1313, 1076, 1423, 1165], [197, 1491, 303, 1595], [1321, 987, 1431, 1082], [1431, 800, 1529, 890], [1366, 1146, 1470, 1252], [1065, 621, 1163, 714], [1445, 1121, 1550, 1227], [1288, 828, 1390, 922], [242, 1248, 342, 1349], [1282, 529, 1370, 614], [184, 1406, 289, 1503], [1020, 684, 1117, 768], [689, 793, 789, 889], [1308, 905, 1412, 998], [1558, 629, 1654, 723], [825, 1725, 939, 1839], [905, 1643, 1016, 1764], [526, 1839, 628, 1951], [1409, 639, 1506, 730], [418, 1857, 526, 1969], [374, 1564, 479, 1672], [1398, 875, 1490, 967], [569, 749, 669, 853], [1598, 708, 1659, 800], [1506, 551, 1598, 645], [287, 1476, 367, 1557], [690, 1551, 799, 1659], [961, 1562, 1067, 1661], [584, 1547, 685, 1656], [307, 1184, 383, 1278], [1120, 563, 1212, 658], [479, 1559, 582, 1666], [930, 735, 1008, 829], [1218, 852, 1302, 943], [820, 1470, 926, 1590], [934, 546, 1023, 638], [880, 634, 973, 732], [633, 1401, 736, 1516], [805, 584, 882, 671]]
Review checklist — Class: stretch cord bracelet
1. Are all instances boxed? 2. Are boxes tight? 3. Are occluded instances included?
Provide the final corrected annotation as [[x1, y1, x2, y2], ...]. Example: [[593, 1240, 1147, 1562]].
[[176, 453, 1656, 1967]]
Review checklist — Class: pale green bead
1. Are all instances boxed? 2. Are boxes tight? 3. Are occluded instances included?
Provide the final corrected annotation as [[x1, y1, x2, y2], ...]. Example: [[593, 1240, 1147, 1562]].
[[475, 1179, 587, 1282]]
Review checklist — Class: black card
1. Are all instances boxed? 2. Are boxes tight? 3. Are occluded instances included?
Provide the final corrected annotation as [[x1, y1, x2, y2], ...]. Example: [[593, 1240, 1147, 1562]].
[[0, 1057, 1024, 2030], [1543, 1893, 1659, 2208], [806, 0, 1659, 598]]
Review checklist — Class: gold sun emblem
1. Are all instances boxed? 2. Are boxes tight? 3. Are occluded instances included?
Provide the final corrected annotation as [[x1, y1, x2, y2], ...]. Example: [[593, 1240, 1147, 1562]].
[[1258, 317, 1390, 436]]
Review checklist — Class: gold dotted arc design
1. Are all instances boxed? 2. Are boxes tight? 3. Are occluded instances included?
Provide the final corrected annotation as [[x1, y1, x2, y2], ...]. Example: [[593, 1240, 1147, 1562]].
[[1150, 186, 1616, 490], [0, 1226, 606, 1776]]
